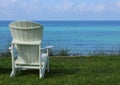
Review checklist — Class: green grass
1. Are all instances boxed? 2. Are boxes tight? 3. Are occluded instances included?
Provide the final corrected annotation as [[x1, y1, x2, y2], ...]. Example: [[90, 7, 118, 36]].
[[1, 56, 120, 85]]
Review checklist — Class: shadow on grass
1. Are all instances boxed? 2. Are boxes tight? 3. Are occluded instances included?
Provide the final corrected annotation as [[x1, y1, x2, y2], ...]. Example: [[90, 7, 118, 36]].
[[0, 68, 11, 74], [3, 68, 80, 78], [0, 63, 80, 78], [19, 69, 39, 76], [20, 68, 79, 76], [46, 68, 80, 78]]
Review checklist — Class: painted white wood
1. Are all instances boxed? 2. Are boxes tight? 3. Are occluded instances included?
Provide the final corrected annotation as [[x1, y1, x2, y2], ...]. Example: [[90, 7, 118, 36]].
[[9, 21, 53, 79], [12, 40, 41, 45], [10, 43, 16, 77], [15, 62, 46, 69]]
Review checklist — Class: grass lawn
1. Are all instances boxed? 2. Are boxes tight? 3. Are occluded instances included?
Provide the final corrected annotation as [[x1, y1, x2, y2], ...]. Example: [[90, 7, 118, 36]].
[[0, 56, 120, 85]]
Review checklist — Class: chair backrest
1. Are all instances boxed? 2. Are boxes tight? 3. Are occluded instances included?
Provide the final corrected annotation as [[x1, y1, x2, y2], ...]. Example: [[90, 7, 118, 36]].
[[9, 21, 43, 43], [9, 21, 43, 64]]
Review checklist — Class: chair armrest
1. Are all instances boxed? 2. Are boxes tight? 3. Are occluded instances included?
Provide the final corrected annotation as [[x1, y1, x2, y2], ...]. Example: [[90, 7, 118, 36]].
[[41, 46, 53, 50], [9, 47, 12, 50], [41, 46, 53, 56]]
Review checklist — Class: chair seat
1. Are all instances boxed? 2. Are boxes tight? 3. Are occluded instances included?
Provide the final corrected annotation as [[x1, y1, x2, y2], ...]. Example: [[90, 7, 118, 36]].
[[15, 53, 48, 65]]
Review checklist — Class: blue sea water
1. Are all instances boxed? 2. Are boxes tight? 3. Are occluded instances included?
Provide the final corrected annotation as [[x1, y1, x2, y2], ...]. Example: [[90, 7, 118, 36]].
[[0, 21, 120, 55]]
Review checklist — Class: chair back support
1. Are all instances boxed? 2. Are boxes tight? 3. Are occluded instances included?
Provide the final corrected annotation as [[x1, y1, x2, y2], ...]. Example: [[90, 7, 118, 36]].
[[9, 21, 43, 42]]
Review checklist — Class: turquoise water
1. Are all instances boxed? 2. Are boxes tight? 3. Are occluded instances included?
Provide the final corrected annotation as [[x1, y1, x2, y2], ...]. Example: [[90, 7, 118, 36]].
[[1, 21, 120, 55]]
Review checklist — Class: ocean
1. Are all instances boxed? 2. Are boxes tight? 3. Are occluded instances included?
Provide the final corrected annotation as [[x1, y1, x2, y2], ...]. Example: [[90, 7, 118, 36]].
[[0, 21, 120, 55]]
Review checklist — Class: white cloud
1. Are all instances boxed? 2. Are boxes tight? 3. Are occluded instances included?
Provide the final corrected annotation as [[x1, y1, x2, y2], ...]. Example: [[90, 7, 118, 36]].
[[49, 1, 74, 13], [11, 0, 16, 3], [0, 0, 11, 9], [116, 0, 120, 7], [0, 0, 120, 20], [74, 3, 106, 13], [24, 0, 42, 13], [61, 1, 74, 11], [0, 0, 116, 14], [108, 0, 120, 11], [76, 4, 86, 12], [93, 5, 105, 13]]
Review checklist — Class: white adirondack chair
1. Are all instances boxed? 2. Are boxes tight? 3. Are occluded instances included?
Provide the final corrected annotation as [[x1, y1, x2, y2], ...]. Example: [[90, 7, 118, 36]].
[[9, 21, 53, 78]]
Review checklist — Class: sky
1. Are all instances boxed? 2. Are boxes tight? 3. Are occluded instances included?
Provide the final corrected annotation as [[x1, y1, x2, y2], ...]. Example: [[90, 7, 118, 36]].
[[0, 0, 120, 20]]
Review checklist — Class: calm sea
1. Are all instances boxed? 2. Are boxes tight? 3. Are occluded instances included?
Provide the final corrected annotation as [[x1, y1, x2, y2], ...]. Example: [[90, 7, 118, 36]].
[[1, 21, 120, 55]]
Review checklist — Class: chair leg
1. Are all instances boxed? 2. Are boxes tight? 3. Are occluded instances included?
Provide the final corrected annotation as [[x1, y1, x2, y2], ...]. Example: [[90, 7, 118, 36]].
[[10, 67, 16, 77], [10, 43, 16, 77], [10, 56, 16, 77], [18, 68, 21, 73], [47, 59, 49, 72], [39, 68, 44, 79], [39, 63, 46, 79]]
